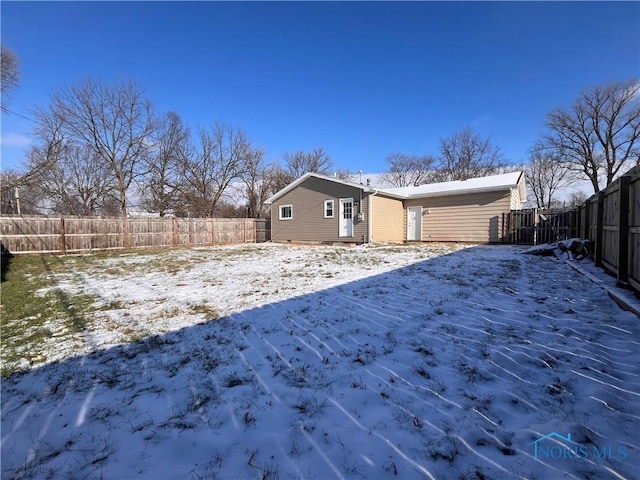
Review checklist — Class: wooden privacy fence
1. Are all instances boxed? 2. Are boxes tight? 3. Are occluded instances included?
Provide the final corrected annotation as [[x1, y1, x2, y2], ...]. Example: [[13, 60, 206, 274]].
[[0, 216, 270, 254], [573, 168, 639, 293], [255, 218, 271, 243], [503, 209, 576, 245], [504, 166, 640, 293]]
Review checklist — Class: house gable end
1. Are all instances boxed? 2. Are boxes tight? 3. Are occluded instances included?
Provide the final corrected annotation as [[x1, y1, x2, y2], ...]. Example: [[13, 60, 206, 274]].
[[265, 172, 369, 205], [270, 176, 370, 243]]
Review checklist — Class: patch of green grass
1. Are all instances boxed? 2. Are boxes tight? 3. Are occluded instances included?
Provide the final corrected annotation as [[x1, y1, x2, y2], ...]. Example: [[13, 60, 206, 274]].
[[0, 255, 100, 376]]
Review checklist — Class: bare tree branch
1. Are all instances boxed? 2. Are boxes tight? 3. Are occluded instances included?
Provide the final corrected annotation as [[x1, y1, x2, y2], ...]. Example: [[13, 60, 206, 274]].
[[0, 170, 44, 215], [525, 147, 572, 209], [1, 45, 20, 113], [178, 122, 254, 217], [437, 127, 506, 181], [39, 77, 157, 216], [382, 153, 436, 187], [139, 111, 190, 216], [282, 147, 333, 178], [242, 148, 269, 218], [541, 80, 639, 193]]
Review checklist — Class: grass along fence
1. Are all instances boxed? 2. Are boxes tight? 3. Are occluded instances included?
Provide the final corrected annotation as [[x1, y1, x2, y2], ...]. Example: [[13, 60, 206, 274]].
[[0, 216, 264, 254]]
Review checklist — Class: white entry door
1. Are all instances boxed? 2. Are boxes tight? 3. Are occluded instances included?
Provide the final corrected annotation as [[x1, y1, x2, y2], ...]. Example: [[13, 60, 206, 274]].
[[339, 198, 354, 237], [407, 206, 422, 241]]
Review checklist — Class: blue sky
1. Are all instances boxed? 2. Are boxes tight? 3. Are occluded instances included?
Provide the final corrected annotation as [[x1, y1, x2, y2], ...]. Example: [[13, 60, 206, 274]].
[[1, 1, 639, 174]]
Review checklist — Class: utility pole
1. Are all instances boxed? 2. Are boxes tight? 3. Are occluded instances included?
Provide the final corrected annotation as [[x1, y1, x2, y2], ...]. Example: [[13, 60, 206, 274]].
[[14, 187, 21, 215]]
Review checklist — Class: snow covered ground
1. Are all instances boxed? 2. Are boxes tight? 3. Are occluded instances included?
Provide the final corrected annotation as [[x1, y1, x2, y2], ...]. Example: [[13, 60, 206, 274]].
[[1, 243, 638, 479]]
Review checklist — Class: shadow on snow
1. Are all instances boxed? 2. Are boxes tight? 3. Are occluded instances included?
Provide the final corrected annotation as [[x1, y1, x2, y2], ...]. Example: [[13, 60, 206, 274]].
[[2, 245, 639, 480]]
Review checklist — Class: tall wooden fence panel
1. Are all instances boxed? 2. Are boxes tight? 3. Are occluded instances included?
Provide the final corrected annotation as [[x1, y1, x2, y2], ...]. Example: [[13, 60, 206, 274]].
[[504, 209, 574, 245], [600, 184, 620, 275], [628, 174, 640, 293], [503, 209, 534, 244], [0, 216, 263, 255], [129, 218, 173, 249], [255, 219, 271, 243], [587, 195, 599, 246]]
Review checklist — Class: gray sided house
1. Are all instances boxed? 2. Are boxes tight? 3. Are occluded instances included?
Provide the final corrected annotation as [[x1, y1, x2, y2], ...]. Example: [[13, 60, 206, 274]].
[[265, 171, 526, 244]]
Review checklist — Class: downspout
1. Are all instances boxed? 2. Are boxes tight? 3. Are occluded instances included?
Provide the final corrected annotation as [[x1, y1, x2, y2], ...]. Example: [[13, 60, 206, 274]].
[[368, 189, 378, 244]]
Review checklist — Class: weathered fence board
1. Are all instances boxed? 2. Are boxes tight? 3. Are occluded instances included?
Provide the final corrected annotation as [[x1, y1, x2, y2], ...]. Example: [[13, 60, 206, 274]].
[[255, 219, 271, 243], [629, 174, 640, 293], [0, 216, 268, 255], [504, 209, 574, 245]]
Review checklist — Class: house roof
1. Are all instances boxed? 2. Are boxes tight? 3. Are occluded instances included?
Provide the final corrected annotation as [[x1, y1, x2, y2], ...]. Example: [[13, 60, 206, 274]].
[[378, 171, 524, 199], [265, 172, 373, 204], [265, 171, 525, 204]]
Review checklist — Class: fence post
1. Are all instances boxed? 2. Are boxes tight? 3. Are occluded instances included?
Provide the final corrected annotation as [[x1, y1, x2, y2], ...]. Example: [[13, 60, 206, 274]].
[[617, 176, 630, 287], [212, 219, 216, 245], [584, 201, 590, 240], [594, 191, 605, 267], [570, 209, 577, 239], [504, 212, 510, 243], [533, 208, 539, 245], [576, 206, 582, 238], [122, 216, 130, 250], [60, 218, 66, 255], [172, 218, 178, 247]]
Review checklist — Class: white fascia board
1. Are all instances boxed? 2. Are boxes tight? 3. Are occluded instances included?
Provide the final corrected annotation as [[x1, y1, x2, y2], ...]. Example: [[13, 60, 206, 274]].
[[403, 183, 516, 199]]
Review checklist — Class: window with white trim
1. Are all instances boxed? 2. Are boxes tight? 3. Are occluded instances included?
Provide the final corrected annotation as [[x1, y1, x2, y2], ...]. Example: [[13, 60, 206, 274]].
[[324, 200, 334, 218], [279, 204, 293, 220]]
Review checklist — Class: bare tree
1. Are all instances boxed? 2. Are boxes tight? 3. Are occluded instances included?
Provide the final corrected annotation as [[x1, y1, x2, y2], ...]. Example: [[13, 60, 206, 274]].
[[29, 142, 115, 216], [242, 148, 270, 218], [334, 168, 356, 182], [525, 148, 572, 209], [215, 200, 248, 218], [437, 127, 506, 181], [382, 153, 436, 187], [1, 45, 20, 112], [35, 77, 156, 216], [0, 171, 21, 214], [139, 111, 190, 216], [543, 102, 600, 193], [0, 170, 43, 215], [4, 103, 68, 197], [542, 80, 640, 193], [587, 80, 640, 184], [283, 147, 334, 178], [260, 147, 335, 195], [262, 164, 294, 198], [567, 191, 589, 208], [178, 122, 252, 217]]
